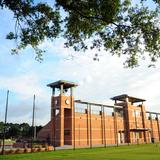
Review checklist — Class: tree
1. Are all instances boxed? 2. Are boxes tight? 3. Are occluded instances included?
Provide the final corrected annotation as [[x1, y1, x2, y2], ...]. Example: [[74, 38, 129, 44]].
[[1, 0, 160, 67], [7, 123, 21, 138], [0, 122, 42, 139], [20, 123, 30, 137], [0, 122, 3, 138]]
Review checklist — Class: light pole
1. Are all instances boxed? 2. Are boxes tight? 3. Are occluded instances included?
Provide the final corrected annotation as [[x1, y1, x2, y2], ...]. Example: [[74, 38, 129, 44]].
[[31, 95, 36, 151], [2, 90, 9, 155]]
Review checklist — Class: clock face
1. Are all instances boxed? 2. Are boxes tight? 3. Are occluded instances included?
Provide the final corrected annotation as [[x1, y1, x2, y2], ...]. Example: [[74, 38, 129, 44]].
[[65, 99, 70, 105]]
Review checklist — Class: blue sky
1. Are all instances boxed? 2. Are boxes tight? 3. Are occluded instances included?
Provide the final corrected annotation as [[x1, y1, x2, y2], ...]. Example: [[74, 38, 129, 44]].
[[0, 1, 160, 126]]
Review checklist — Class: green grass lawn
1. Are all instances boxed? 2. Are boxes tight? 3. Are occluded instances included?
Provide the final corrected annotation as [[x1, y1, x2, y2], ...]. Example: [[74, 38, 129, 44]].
[[0, 144, 160, 160]]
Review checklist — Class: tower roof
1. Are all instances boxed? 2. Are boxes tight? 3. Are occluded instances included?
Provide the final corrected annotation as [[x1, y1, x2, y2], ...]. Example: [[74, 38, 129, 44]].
[[47, 80, 78, 89], [111, 94, 146, 103]]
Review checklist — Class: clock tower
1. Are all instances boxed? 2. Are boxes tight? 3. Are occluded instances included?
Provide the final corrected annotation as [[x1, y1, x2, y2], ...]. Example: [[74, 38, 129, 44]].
[[47, 80, 78, 146]]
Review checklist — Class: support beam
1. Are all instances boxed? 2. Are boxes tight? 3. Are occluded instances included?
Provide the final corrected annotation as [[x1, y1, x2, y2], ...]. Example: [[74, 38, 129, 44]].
[[101, 106, 104, 145], [59, 106, 64, 146], [134, 110, 138, 144], [53, 108, 56, 151], [72, 88, 76, 150], [87, 104, 89, 146], [89, 105, 92, 148], [60, 84, 63, 95], [156, 114, 160, 141], [52, 88, 55, 96], [150, 113, 154, 142], [114, 107, 118, 147], [140, 106, 147, 143], [103, 106, 107, 147], [51, 88, 56, 150]]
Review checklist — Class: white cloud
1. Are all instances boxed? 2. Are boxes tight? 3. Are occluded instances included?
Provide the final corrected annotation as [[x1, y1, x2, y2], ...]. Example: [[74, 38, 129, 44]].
[[0, 72, 51, 125], [7, 100, 50, 125], [44, 41, 160, 113], [1, 37, 160, 125], [1, 3, 160, 127], [0, 73, 44, 99]]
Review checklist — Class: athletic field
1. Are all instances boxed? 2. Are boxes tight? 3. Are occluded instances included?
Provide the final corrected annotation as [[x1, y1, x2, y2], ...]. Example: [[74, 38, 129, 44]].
[[0, 144, 160, 160]]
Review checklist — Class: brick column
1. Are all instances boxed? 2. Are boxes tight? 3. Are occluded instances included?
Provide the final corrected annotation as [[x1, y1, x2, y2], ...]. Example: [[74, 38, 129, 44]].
[[124, 102, 131, 143], [156, 114, 160, 141], [114, 107, 118, 146], [59, 100, 64, 146], [141, 105, 147, 143]]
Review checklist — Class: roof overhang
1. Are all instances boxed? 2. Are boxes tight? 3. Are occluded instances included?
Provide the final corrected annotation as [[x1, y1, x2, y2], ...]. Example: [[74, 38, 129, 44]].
[[47, 80, 78, 89], [111, 94, 146, 103]]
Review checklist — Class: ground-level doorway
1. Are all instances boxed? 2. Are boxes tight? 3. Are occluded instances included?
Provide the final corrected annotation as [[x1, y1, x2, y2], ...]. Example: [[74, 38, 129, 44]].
[[118, 131, 125, 144]]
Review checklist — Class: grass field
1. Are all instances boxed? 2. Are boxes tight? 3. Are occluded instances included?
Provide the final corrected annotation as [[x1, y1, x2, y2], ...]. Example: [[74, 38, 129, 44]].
[[0, 144, 160, 160]]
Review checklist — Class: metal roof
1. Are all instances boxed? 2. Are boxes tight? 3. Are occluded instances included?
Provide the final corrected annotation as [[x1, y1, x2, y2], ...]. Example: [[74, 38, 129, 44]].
[[111, 94, 146, 103], [47, 80, 78, 89]]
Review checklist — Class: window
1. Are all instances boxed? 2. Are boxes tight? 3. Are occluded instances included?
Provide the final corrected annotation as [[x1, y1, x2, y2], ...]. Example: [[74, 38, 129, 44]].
[[139, 132, 142, 138], [75, 108, 86, 113], [64, 129, 70, 136], [117, 110, 124, 117], [104, 107, 114, 116], [91, 105, 101, 115], [146, 113, 150, 120], [133, 110, 140, 117], [136, 111, 140, 117], [75, 103, 87, 113], [91, 109, 100, 115], [151, 114, 156, 119]]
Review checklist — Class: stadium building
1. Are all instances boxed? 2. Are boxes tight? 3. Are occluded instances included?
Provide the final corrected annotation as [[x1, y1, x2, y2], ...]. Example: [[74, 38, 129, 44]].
[[37, 80, 160, 147]]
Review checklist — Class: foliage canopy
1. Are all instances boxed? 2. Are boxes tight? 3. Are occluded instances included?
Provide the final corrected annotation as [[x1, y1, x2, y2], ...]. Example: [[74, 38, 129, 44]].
[[0, 121, 42, 139], [1, 0, 160, 67]]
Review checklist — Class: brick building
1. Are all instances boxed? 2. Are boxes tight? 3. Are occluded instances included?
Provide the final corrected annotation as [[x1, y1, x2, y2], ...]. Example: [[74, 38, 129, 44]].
[[37, 80, 160, 147]]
